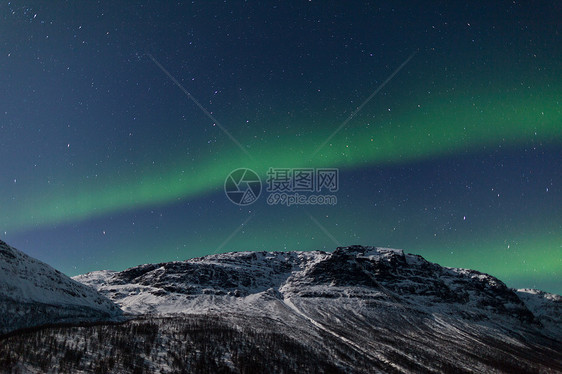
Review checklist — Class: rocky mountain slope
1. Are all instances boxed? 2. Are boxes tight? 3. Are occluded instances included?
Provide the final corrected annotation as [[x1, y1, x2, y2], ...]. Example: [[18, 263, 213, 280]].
[[75, 246, 560, 331], [1, 244, 560, 373], [65, 245, 562, 373], [0, 239, 122, 336]]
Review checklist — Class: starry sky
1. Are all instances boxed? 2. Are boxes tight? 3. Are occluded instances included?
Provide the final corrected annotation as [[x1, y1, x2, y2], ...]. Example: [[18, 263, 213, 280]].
[[1, 2, 560, 294]]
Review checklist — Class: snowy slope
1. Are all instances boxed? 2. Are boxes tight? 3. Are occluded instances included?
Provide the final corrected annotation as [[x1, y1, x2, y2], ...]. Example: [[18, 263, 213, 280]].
[[3, 244, 558, 373], [516, 288, 562, 335], [74, 250, 325, 315], [0, 240, 122, 335], [69, 245, 562, 372], [75, 246, 561, 338]]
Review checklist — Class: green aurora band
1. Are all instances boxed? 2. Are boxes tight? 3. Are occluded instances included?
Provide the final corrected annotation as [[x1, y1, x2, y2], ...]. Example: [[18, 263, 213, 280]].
[[2, 87, 561, 233]]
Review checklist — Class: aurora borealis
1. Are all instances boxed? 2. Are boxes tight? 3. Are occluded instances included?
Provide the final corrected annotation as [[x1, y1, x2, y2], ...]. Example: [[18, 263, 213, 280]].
[[1, 2, 560, 293]]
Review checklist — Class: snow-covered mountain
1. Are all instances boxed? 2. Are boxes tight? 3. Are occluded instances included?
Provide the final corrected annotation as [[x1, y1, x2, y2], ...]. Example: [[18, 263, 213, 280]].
[[2, 244, 560, 372], [516, 287, 562, 334], [0, 239, 122, 336], [74, 246, 559, 329], [64, 245, 561, 373]]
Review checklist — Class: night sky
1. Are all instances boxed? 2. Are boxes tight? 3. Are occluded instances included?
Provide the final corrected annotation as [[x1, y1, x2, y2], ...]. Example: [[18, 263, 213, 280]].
[[1, 2, 560, 294]]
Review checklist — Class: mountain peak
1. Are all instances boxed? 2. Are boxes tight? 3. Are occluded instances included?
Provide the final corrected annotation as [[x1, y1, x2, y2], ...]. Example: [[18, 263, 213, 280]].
[[73, 246, 560, 336], [2, 244, 560, 373], [0, 240, 122, 336], [334, 245, 406, 259]]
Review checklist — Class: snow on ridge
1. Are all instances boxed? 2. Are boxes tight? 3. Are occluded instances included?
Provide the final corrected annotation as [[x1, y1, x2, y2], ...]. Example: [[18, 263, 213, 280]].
[[517, 288, 561, 300], [515, 288, 561, 334], [359, 246, 406, 261], [0, 240, 109, 308], [0, 239, 122, 335], [364, 246, 404, 255], [191, 250, 327, 267], [70, 247, 527, 319], [73, 270, 118, 289], [67, 244, 562, 342]]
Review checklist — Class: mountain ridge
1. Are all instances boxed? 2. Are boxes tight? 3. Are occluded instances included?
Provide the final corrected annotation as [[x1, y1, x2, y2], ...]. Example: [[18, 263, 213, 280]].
[[0, 239, 122, 336], [74, 245, 560, 337], [67, 245, 561, 372], [1, 242, 560, 372]]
